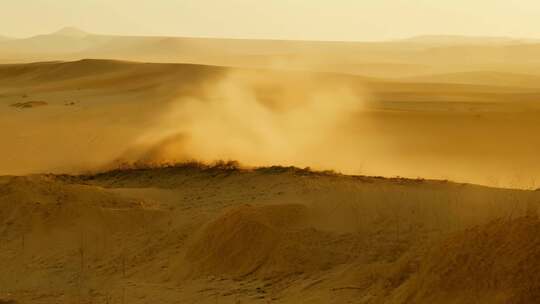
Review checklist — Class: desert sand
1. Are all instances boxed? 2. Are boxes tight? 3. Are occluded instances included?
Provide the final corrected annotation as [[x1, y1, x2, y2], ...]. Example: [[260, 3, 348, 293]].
[[1, 165, 539, 303], [1, 58, 540, 187], [2, 30, 540, 303]]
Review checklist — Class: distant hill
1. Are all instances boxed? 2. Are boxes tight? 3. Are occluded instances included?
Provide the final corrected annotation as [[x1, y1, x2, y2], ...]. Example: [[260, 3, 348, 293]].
[[50, 26, 90, 38], [0, 27, 110, 55], [2, 28, 540, 77], [403, 35, 535, 45]]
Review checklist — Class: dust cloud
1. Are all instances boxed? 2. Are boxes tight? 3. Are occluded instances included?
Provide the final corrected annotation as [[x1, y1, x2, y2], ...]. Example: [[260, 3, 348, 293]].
[[3, 60, 540, 189], [121, 70, 370, 171]]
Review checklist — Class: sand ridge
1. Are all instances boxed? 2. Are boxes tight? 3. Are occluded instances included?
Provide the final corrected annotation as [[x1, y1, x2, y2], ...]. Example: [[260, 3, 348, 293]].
[[1, 165, 539, 303]]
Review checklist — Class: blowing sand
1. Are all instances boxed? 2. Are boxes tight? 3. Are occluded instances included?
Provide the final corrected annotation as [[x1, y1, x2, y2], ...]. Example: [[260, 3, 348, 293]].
[[1, 37, 540, 303], [1, 59, 540, 188]]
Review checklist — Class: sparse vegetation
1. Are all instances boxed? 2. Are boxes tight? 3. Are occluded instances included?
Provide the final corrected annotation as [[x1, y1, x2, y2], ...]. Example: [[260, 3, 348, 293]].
[[9, 101, 48, 108]]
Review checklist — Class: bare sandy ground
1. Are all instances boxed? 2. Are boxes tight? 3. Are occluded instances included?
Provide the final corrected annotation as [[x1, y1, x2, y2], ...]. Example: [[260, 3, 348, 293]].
[[1, 60, 540, 188], [1, 46, 540, 303], [1, 164, 539, 304]]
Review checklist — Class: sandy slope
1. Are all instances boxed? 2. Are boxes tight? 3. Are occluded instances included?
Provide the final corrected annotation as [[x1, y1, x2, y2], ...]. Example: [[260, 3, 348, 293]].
[[1, 53, 540, 303], [401, 71, 540, 88], [0, 165, 538, 304], [1, 60, 540, 188]]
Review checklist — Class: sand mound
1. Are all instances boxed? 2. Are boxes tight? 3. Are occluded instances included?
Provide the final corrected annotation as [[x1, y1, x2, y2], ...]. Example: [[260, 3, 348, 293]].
[[0, 176, 154, 236], [397, 216, 540, 303], [185, 203, 351, 278], [185, 204, 307, 277], [0, 175, 139, 209]]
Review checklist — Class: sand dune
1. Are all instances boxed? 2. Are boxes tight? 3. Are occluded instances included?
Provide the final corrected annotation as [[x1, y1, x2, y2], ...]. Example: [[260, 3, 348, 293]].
[[1, 165, 538, 303], [401, 71, 540, 88], [4, 28, 540, 78], [1, 59, 540, 188], [1, 35, 540, 303]]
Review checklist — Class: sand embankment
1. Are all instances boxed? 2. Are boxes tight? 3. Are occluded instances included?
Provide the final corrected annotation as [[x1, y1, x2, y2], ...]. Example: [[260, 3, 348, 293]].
[[1, 165, 539, 303]]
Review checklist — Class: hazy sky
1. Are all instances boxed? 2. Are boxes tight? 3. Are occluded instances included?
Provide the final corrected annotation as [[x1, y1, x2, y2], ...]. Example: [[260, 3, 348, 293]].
[[3, 0, 540, 41]]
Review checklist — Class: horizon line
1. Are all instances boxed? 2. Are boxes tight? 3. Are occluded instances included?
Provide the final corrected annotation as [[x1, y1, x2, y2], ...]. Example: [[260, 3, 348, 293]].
[[4, 26, 540, 44]]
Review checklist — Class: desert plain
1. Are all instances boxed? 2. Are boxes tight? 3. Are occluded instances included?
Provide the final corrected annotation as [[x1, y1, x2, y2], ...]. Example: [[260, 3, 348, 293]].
[[1, 28, 540, 303]]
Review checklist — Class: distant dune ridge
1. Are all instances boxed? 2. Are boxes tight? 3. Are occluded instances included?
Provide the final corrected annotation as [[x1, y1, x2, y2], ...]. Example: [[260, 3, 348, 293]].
[[3, 27, 540, 79]]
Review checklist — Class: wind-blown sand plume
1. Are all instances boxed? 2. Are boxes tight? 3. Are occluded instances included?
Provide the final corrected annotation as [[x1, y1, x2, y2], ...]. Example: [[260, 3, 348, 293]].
[[2, 59, 540, 187], [1, 49, 540, 303], [129, 69, 368, 169], [3, 6, 540, 301]]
